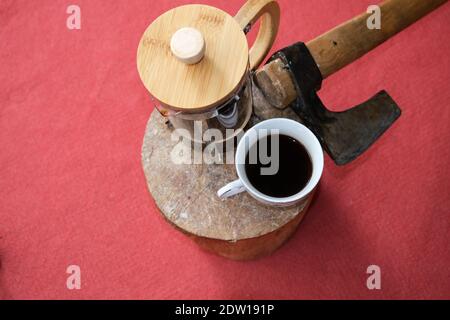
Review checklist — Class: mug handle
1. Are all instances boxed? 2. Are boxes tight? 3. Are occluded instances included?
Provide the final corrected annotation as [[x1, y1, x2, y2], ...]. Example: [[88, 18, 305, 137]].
[[235, 0, 280, 71], [217, 180, 246, 199]]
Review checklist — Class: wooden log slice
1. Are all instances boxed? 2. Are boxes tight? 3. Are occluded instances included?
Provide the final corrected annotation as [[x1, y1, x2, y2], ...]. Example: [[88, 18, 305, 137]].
[[141, 84, 315, 260]]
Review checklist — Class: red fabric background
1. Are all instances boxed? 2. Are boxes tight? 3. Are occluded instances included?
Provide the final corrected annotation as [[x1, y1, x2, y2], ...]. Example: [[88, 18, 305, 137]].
[[1, 0, 449, 299]]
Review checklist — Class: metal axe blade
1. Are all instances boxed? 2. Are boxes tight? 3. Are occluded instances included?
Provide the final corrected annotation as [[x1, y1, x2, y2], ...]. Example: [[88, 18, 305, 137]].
[[265, 42, 401, 165], [312, 90, 401, 165]]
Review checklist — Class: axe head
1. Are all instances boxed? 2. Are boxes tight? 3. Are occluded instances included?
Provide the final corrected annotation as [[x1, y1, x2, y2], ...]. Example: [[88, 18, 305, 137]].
[[268, 42, 401, 165], [310, 90, 401, 165]]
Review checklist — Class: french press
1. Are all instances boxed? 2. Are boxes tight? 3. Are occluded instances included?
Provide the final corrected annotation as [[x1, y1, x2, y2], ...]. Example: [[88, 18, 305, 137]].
[[137, 0, 280, 146]]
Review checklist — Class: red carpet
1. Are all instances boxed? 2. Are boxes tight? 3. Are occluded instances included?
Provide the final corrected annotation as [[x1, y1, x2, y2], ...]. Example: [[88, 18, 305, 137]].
[[0, 0, 449, 299]]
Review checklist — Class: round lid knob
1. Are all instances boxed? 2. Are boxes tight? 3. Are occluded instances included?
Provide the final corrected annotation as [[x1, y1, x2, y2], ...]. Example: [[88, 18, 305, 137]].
[[137, 4, 249, 112], [170, 27, 205, 65]]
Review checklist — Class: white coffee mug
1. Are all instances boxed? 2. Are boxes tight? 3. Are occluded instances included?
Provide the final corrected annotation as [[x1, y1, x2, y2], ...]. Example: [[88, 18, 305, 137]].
[[217, 118, 324, 207]]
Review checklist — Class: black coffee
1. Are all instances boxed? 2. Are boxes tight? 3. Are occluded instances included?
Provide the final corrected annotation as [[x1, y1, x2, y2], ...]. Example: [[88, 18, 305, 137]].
[[245, 134, 312, 198]]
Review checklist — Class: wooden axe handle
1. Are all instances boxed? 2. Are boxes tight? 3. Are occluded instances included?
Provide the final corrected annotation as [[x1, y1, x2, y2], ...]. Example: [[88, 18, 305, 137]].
[[255, 0, 448, 109]]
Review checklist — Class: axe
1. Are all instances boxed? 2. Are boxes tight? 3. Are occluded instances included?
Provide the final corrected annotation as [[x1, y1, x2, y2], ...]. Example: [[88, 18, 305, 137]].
[[251, 0, 447, 165]]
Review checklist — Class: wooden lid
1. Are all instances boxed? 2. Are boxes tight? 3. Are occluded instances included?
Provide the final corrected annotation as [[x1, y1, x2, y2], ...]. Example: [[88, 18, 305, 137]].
[[137, 5, 249, 112]]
